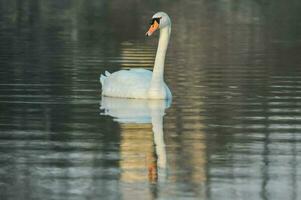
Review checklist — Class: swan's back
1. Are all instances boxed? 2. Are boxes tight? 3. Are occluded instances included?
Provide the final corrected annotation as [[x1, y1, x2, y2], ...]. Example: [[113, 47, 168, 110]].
[[101, 69, 153, 99]]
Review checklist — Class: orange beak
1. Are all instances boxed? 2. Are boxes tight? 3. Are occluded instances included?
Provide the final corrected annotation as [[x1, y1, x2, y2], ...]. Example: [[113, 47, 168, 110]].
[[145, 20, 159, 37]]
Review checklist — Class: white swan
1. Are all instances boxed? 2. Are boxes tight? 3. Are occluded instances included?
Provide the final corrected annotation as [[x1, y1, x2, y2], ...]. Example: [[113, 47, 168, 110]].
[[100, 12, 172, 99]]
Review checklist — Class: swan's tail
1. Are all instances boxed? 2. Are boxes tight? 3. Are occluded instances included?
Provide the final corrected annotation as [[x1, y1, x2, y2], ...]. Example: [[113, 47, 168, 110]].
[[100, 74, 105, 86], [100, 71, 111, 86]]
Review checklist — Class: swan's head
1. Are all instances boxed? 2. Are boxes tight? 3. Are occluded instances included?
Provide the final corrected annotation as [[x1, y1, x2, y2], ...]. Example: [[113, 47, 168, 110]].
[[146, 12, 171, 37]]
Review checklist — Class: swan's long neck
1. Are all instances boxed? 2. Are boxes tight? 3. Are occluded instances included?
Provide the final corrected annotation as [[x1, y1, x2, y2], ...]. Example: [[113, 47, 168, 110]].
[[150, 25, 171, 90]]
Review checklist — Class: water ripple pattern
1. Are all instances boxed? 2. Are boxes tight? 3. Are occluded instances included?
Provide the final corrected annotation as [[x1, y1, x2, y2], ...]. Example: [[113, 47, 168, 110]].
[[0, 1, 301, 200]]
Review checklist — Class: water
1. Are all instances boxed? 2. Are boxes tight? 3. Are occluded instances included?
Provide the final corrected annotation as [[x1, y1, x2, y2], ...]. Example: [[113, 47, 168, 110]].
[[1, 1, 301, 199]]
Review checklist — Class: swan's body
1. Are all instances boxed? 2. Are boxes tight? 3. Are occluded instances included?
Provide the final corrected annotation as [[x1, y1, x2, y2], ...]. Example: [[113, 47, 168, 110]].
[[100, 69, 171, 99], [100, 12, 172, 99]]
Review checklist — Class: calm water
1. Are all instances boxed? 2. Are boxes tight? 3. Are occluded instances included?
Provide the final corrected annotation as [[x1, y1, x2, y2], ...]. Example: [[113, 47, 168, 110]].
[[1, 1, 301, 200]]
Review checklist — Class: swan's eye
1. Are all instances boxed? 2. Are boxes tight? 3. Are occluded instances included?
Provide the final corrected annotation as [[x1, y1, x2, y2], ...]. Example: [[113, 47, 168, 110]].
[[150, 17, 161, 25]]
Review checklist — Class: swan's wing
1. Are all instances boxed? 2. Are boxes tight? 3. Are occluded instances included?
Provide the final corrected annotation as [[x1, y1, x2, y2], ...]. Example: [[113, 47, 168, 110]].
[[129, 68, 152, 74], [101, 69, 153, 98], [105, 71, 111, 76]]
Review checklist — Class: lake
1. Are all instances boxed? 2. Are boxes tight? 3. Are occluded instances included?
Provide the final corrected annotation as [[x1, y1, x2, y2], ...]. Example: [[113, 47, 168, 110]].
[[0, 0, 301, 200]]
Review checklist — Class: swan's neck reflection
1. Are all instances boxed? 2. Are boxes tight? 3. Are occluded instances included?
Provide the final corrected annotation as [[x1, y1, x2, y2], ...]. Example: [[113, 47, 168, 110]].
[[151, 108, 166, 169], [100, 97, 171, 182]]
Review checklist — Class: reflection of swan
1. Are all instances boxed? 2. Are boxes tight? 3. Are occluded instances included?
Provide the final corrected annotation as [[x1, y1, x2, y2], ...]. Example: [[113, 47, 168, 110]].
[[100, 12, 172, 99], [100, 97, 171, 181], [100, 97, 171, 123]]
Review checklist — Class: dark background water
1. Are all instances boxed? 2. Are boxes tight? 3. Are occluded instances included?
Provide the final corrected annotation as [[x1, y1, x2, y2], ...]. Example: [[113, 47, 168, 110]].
[[1, 0, 301, 200]]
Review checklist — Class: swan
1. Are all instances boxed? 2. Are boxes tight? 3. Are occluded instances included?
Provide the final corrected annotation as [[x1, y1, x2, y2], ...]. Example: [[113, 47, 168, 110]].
[[100, 12, 172, 99]]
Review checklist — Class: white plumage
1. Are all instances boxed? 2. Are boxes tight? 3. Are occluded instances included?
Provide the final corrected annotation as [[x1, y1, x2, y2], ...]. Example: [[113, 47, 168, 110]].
[[100, 12, 172, 100], [100, 69, 171, 99]]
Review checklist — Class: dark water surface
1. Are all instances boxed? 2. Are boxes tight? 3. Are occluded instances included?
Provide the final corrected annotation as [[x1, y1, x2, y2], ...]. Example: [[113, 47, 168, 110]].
[[1, 1, 301, 200]]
